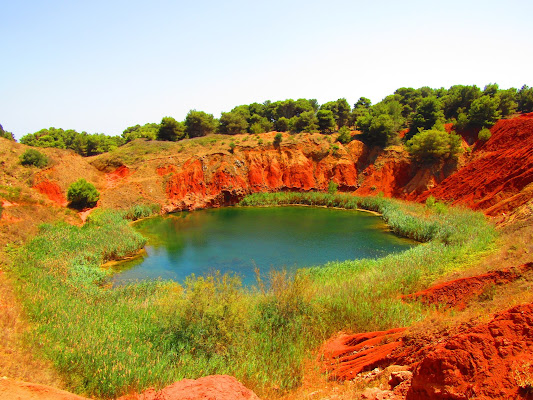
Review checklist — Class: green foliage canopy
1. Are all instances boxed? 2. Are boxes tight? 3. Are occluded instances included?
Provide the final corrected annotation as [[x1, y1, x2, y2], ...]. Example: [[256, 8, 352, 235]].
[[358, 113, 396, 147], [219, 112, 249, 135], [517, 85, 533, 113], [185, 110, 217, 138], [468, 95, 501, 128], [157, 117, 186, 141], [122, 123, 159, 142], [442, 85, 481, 120], [67, 179, 100, 208], [407, 97, 444, 138], [316, 109, 336, 133], [0, 124, 15, 141], [20, 149, 49, 168], [20, 128, 123, 156], [406, 129, 462, 163], [290, 111, 318, 133], [321, 98, 351, 128], [275, 117, 290, 132], [336, 126, 351, 144]]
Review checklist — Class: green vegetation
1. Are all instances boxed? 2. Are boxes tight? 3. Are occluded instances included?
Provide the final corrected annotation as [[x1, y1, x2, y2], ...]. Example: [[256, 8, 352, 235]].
[[0, 123, 15, 141], [478, 127, 492, 142], [406, 129, 462, 163], [20, 127, 123, 156], [327, 180, 338, 194], [11, 192, 495, 398], [219, 111, 248, 135], [67, 179, 100, 209], [517, 85, 533, 113], [157, 117, 186, 141], [336, 126, 351, 144], [468, 95, 501, 128], [185, 110, 217, 138], [358, 113, 397, 147], [274, 132, 282, 146], [316, 109, 336, 133], [123, 203, 161, 221], [407, 97, 444, 139], [20, 148, 49, 168], [122, 123, 160, 142], [320, 98, 351, 128], [13, 83, 531, 156]]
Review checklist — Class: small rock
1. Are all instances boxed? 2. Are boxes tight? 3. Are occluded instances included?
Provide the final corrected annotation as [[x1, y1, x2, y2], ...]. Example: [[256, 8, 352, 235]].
[[389, 370, 413, 388]]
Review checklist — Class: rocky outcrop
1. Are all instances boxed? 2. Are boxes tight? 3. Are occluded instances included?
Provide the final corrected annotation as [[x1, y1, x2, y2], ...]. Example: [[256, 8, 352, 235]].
[[321, 328, 407, 381], [32, 179, 67, 206], [403, 262, 533, 310], [417, 113, 533, 216], [407, 303, 533, 400], [321, 302, 533, 400]]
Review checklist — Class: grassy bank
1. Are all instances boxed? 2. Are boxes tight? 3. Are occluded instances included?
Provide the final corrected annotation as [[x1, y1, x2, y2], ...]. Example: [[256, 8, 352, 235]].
[[10, 194, 496, 398]]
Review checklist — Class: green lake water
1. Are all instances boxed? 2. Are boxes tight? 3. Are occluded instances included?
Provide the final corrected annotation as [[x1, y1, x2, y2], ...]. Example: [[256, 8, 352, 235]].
[[111, 206, 416, 286]]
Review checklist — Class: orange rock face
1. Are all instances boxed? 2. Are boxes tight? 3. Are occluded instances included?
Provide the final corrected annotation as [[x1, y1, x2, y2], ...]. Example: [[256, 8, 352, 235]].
[[33, 179, 67, 206], [321, 328, 407, 381], [417, 113, 533, 215], [407, 303, 533, 400], [161, 145, 362, 211], [106, 165, 131, 189], [403, 263, 533, 310]]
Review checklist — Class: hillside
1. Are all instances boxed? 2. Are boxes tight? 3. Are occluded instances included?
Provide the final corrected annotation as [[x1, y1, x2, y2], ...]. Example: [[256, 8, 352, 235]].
[[0, 113, 532, 400], [15, 113, 532, 223]]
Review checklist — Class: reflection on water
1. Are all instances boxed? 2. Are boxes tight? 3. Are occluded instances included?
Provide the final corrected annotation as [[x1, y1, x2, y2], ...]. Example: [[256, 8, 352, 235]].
[[111, 206, 417, 286]]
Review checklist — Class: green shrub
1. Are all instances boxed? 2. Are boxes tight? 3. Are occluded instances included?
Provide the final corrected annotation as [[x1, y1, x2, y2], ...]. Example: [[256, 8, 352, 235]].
[[406, 129, 462, 163], [229, 141, 236, 153], [274, 133, 282, 146], [20, 149, 49, 168], [328, 180, 338, 194], [337, 126, 351, 144], [425, 195, 436, 208], [67, 179, 100, 209], [478, 127, 492, 142], [123, 204, 160, 221], [455, 112, 469, 131]]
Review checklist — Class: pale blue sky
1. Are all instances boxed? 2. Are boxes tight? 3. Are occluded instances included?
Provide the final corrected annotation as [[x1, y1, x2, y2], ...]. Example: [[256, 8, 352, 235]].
[[2, 0, 532, 140]]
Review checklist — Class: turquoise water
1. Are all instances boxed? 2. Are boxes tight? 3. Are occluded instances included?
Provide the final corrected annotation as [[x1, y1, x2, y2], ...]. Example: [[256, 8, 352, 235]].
[[111, 206, 416, 286]]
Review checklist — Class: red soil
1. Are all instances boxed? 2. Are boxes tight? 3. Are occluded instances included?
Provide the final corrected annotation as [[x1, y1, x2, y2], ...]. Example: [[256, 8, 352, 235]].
[[322, 264, 533, 397], [417, 113, 533, 215], [32, 179, 67, 206], [156, 165, 177, 176], [161, 145, 361, 211], [354, 159, 412, 197], [407, 303, 533, 400], [322, 302, 533, 400], [105, 165, 131, 189], [118, 375, 260, 400], [403, 262, 533, 310], [321, 328, 407, 380]]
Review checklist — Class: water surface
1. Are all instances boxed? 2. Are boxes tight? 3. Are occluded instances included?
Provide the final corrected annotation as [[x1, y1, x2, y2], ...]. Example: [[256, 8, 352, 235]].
[[111, 206, 416, 286]]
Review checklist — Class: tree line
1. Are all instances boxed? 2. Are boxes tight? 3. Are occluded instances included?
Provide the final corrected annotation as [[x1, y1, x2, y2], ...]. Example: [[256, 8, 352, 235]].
[[4, 84, 533, 160]]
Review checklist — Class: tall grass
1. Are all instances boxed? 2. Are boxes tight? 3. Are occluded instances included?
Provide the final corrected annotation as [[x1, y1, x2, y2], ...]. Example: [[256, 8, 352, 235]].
[[10, 194, 496, 398]]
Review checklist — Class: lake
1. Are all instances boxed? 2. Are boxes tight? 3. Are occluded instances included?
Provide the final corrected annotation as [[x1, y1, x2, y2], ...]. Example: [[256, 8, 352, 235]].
[[111, 206, 416, 286]]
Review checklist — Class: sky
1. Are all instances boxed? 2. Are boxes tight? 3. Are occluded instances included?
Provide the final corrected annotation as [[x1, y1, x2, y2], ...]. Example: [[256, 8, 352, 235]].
[[2, 0, 532, 140]]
